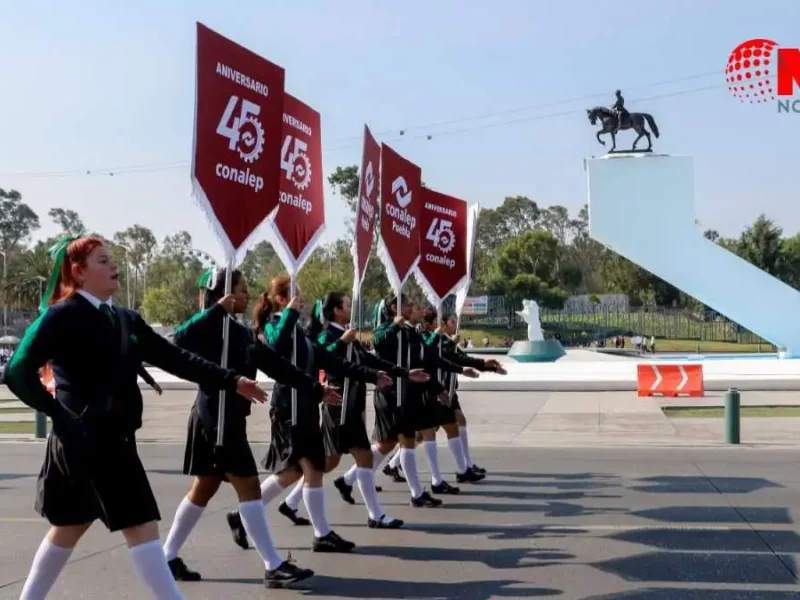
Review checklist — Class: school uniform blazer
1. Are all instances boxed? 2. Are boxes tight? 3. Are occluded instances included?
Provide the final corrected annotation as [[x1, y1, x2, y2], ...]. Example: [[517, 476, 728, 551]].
[[373, 321, 463, 402], [317, 322, 408, 413], [265, 308, 380, 409], [4, 293, 241, 439], [422, 331, 493, 390], [173, 303, 324, 428]]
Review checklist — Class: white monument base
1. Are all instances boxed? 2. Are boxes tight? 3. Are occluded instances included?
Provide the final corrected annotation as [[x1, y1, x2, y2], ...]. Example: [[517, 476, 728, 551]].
[[586, 153, 800, 357]]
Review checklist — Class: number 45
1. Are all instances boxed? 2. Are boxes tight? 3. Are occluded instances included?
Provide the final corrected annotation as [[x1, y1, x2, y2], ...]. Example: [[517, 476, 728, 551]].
[[281, 134, 308, 180], [426, 218, 452, 244], [216, 95, 260, 150]]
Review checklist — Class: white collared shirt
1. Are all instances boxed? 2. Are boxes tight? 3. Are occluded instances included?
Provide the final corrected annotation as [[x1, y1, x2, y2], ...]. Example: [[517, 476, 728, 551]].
[[329, 321, 346, 331], [77, 289, 113, 311]]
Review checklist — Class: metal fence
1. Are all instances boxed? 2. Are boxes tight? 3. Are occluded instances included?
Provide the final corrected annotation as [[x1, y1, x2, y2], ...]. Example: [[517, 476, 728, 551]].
[[1, 298, 767, 344]]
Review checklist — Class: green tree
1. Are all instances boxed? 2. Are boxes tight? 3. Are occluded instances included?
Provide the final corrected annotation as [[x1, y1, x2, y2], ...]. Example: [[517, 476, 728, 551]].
[[48, 208, 86, 238], [113, 225, 158, 308], [486, 230, 569, 310], [141, 279, 198, 326], [4, 242, 51, 309], [737, 214, 784, 277], [327, 165, 359, 214], [0, 188, 39, 256]]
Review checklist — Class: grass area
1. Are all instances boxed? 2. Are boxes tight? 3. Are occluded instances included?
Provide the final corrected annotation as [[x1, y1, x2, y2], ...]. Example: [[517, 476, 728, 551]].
[[0, 421, 37, 434], [664, 406, 800, 418], [354, 326, 772, 353]]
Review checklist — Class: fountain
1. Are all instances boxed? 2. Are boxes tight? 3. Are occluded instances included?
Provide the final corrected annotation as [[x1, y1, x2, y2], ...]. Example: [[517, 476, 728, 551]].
[[507, 299, 566, 362]]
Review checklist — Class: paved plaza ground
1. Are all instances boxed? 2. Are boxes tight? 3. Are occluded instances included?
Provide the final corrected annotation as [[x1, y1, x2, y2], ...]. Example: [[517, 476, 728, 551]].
[[3, 380, 800, 598], [2, 444, 800, 598]]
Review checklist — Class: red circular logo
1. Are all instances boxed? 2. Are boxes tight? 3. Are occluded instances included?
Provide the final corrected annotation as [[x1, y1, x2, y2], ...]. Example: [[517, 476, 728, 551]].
[[726, 38, 778, 103]]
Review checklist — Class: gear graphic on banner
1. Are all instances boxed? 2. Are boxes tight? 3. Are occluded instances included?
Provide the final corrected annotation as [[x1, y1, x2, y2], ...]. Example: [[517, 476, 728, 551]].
[[436, 227, 456, 253], [427, 218, 456, 253], [291, 152, 312, 190], [237, 116, 265, 163]]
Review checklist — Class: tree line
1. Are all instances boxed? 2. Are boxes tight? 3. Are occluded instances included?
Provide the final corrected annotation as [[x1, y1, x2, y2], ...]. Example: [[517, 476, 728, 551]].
[[1, 171, 798, 327]]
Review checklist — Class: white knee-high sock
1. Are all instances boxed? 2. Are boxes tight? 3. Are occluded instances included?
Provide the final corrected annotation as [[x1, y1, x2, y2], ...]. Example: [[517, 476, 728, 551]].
[[389, 448, 402, 469], [128, 540, 185, 599], [260, 475, 285, 505], [356, 467, 384, 520], [19, 538, 73, 600], [399, 447, 424, 498], [285, 478, 305, 510], [163, 497, 205, 561], [238, 500, 284, 570], [448, 436, 468, 474], [303, 487, 332, 538], [343, 463, 359, 486], [459, 426, 474, 466], [423, 441, 443, 485], [372, 444, 388, 472]]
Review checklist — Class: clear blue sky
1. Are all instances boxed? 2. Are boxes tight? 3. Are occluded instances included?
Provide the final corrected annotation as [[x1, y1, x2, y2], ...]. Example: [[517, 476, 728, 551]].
[[1, 0, 799, 262]]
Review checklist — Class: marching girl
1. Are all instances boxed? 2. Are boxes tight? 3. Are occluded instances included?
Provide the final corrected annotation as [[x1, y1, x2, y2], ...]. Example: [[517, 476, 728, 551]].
[[368, 294, 476, 507], [161, 268, 339, 588], [305, 292, 430, 527], [421, 308, 507, 481], [249, 274, 390, 553], [4, 236, 267, 600]]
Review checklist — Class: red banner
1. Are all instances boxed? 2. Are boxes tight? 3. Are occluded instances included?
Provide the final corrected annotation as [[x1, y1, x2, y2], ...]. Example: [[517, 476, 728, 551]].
[[269, 94, 325, 272], [192, 23, 285, 257], [415, 189, 468, 304], [378, 144, 422, 292], [352, 126, 380, 291]]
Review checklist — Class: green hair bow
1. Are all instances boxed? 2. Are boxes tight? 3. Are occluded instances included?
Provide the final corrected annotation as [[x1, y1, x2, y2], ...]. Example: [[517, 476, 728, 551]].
[[196, 267, 216, 290], [39, 237, 76, 313], [372, 299, 387, 329], [313, 299, 323, 322]]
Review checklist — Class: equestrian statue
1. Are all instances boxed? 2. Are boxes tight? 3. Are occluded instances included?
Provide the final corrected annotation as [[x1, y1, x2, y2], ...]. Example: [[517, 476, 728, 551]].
[[587, 90, 660, 152]]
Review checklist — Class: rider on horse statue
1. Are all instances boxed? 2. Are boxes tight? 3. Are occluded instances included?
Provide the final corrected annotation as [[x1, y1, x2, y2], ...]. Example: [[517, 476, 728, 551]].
[[612, 90, 629, 132]]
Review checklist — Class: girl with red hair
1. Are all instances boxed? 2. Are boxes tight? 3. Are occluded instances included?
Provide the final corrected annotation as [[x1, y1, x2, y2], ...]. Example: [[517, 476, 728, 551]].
[[4, 236, 267, 599]]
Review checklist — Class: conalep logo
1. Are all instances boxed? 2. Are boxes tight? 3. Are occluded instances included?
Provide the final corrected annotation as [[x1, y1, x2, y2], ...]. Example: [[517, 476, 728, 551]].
[[725, 38, 800, 113]]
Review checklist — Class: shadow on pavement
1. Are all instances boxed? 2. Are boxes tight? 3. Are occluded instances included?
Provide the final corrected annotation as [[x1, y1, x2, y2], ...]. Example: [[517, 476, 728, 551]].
[[633, 506, 793, 525], [584, 589, 800, 599], [629, 476, 783, 494]]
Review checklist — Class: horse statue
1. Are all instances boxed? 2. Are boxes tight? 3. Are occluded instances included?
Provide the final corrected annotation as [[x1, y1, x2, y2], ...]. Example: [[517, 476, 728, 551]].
[[586, 106, 660, 152], [516, 299, 544, 342]]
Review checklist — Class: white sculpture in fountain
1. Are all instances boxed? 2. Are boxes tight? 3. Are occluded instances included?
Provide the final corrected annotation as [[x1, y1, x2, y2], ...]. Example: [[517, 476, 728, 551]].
[[517, 299, 544, 342]]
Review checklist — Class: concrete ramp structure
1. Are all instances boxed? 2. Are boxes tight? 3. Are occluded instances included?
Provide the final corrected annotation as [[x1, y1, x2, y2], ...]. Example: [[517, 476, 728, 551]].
[[585, 153, 800, 357]]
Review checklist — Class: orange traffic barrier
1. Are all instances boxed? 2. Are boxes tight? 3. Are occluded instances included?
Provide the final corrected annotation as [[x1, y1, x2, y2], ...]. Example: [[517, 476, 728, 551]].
[[637, 364, 704, 397]]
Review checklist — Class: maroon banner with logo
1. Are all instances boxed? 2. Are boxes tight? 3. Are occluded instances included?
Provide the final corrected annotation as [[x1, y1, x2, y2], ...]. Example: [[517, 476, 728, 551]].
[[352, 125, 380, 292], [378, 143, 422, 292], [415, 189, 468, 305], [268, 94, 325, 272], [192, 22, 285, 258]]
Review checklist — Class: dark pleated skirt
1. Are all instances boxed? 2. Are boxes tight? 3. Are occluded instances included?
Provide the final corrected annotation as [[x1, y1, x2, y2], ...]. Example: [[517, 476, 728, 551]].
[[321, 404, 371, 457], [183, 405, 258, 479], [372, 385, 427, 442], [262, 403, 326, 473], [36, 431, 160, 532]]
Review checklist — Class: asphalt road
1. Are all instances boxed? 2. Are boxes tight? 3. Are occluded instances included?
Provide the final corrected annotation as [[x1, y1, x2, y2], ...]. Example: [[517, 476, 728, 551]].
[[1, 444, 800, 599]]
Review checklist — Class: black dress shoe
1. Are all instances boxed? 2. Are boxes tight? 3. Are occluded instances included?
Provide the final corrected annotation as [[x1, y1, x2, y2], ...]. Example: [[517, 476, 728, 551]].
[[334, 476, 355, 504], [168, 557, 201, 581], [278, 501, 311, 526], [265, 560, 314, 588], [226, 511, 250, 549], [456, 467, 485, 484], [313, 530, 356, 553], [367, 514, 404, 529], [431, 480, 461, 495], [410, 491, 443, 507]]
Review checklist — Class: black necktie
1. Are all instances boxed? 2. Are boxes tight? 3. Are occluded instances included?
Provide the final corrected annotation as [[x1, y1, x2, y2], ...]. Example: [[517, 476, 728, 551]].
[[99, 304, 117, 327]]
